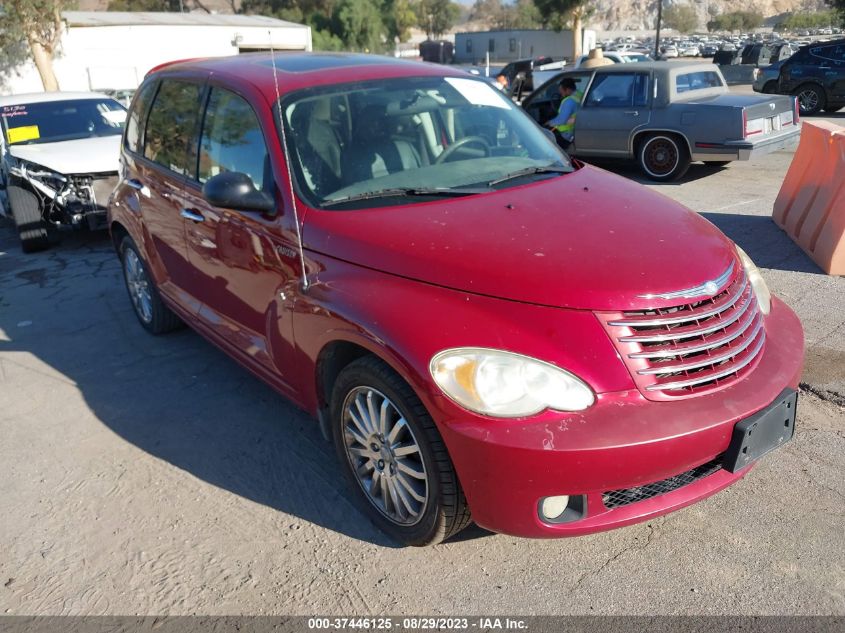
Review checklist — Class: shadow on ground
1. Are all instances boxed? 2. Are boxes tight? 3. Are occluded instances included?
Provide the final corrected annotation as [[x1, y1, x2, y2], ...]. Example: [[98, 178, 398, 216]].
[[0, 221, 416, 548]]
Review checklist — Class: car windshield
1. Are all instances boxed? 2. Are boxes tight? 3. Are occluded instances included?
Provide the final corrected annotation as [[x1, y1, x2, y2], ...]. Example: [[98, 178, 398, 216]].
[[1, 98, 126, 146], [279, 75, 572, 209]]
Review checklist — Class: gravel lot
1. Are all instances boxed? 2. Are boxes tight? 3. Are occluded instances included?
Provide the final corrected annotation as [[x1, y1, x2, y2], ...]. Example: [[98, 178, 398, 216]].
[[1, 98, 843, 617]]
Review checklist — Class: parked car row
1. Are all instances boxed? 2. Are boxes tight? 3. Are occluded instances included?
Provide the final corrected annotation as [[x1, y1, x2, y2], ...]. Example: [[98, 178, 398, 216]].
[[104, 53, 804, 546]]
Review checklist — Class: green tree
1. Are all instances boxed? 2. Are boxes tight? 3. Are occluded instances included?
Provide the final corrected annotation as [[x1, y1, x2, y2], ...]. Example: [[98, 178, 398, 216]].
[[534, 0, 588, 60], [384, 0, 417, 42], [416, 0, 460, 38], [825, 1, 845, 26], [0, 0, 75, 91], [333, 0, 386, 51], [663, 3, 698, 33]]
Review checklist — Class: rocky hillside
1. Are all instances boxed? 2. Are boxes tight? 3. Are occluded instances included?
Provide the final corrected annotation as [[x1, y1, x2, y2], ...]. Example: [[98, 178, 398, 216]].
[[588, 0, 828, 31]]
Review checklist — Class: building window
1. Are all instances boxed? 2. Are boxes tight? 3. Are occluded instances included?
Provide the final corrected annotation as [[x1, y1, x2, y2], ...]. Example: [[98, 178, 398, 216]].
[[488, 38, 495, 53], [466, 39, 472, 53], [509, 38, 516, 53]]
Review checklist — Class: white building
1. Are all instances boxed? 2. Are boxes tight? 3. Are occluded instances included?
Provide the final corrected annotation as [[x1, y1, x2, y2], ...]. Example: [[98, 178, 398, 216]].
[[454, 29, 597, 64], [3, 11, 312, 96]]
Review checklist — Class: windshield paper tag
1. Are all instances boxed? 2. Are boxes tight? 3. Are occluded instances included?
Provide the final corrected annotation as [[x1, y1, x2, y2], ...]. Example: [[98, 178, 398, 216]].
[[7, 125, 40, 144], [445, 78, 509, 109]]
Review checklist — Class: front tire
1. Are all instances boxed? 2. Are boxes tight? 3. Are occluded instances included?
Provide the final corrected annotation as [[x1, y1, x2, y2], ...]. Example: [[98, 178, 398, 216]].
[[795, 83, 826, 116], [119, 236, 182, 334], [330, 356, 471, 546], [7, 185, 48, 253], [824, 105, 843, 113], [638, 134, 690, 182]]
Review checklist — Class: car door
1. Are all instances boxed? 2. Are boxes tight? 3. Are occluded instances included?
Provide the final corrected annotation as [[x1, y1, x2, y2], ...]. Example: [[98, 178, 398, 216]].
[[574, 72, 651, 156], [816, 42, 845, 101], [135, 78, 205, 308], [522, 71, 593, 128], [179, 85, 299, 386]]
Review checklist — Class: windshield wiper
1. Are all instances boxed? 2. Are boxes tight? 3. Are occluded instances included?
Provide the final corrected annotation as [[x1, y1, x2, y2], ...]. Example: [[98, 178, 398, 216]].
[[322, 186, 488, 208], [488, 165, 571, 186]]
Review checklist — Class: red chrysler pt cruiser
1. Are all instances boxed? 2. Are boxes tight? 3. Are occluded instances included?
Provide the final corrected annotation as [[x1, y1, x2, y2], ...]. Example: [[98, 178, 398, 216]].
[[109, 53, 804, 546]]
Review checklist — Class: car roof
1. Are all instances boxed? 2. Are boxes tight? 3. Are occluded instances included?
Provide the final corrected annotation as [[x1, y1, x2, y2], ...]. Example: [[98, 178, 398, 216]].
[[583, 61, 717, 74], [150, 52, 469, 101], [0, 91, 114, 107], [798, 37, 845, 50]]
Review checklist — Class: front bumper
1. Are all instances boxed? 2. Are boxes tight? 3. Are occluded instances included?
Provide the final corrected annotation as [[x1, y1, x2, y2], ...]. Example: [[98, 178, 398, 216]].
[[435, 297, 804, 538]]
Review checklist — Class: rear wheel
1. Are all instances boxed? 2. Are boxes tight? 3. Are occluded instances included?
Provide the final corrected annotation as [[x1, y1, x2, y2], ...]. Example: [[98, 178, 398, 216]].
[[7, 185, 48, 253], [119, 236, 182, 334], [331, 356, 471, 546], [795, 83, 826, 116], [638, 134, 691, 182], [823, 105, 844, 113]]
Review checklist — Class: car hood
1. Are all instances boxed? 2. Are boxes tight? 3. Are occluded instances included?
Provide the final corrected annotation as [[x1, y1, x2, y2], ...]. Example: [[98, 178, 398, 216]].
[[8, 135, 121, 174], [303, 166, 737, 311]]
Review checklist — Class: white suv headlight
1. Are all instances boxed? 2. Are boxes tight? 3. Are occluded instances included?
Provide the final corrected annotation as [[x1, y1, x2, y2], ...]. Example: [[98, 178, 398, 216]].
[[735, 245, 771, 315], [430, 348, 595, 418]]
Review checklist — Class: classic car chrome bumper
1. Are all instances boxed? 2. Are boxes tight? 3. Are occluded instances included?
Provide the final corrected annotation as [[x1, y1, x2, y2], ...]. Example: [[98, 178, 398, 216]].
[[691, 128, 800, 162]]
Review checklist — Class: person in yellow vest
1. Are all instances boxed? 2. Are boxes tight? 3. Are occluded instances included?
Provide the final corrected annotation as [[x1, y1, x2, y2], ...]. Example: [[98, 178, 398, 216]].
[[544, 77, 581, 151]]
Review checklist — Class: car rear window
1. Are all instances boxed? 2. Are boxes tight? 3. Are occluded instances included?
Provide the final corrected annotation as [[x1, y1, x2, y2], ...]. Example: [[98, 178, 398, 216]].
[[675, 71, 724, 93], [143, 80, 203, 177]]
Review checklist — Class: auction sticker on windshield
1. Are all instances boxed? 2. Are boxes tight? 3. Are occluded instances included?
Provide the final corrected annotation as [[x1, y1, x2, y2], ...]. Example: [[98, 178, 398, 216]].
[[7, 125, 40, 144]]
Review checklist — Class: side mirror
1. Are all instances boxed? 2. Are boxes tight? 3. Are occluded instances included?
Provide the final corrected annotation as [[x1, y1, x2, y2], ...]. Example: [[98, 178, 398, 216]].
[[202, 171, 276, 215]]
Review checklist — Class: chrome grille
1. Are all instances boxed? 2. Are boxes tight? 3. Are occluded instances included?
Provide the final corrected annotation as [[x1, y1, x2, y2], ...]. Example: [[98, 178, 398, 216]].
[[599, 265, 765, 400]]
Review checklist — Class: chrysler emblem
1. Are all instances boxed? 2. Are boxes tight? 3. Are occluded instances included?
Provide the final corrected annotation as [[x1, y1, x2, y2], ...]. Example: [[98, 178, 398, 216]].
[[703, 281, 719, 296], [769, 103, 776, 110]]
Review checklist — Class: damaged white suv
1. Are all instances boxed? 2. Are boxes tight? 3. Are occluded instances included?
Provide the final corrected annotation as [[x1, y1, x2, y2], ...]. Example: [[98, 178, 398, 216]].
[[0, 91, 126, 252]]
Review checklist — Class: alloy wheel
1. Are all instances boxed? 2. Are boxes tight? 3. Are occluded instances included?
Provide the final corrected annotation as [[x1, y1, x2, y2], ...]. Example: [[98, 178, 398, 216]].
[[123, 249, 153, 324], [341, 386, 428, 526]]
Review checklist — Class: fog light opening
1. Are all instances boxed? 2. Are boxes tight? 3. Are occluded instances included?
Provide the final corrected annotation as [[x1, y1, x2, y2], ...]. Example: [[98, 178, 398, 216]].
[[540, 495, 570, 521]]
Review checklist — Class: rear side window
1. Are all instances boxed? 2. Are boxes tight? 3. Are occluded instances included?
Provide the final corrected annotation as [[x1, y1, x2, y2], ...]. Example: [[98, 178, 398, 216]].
[[810, 44, 845, 64], [144, 80, 203, 177], [585, 73, 649, 107], [675, 71, 724, 93], [198, 88, 271, 191], [124, 81, 157, 155]]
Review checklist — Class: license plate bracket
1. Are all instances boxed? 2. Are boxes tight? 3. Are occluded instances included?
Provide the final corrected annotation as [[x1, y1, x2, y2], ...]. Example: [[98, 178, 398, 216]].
[[723, 388, 797, 473]]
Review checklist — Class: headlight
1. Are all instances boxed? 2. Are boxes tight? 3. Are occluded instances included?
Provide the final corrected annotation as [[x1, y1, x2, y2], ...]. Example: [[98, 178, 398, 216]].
[[735, 245, 771, 315], [430, 348, 595, 418]]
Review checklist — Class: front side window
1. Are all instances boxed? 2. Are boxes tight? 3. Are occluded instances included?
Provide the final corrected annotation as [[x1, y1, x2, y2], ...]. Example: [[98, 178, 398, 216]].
[[584, 73, 649, 107], [144, 80, 203, 177], [1, 98, 125, 146], [280, 75, 571, 208], [198, 88, 271, 191]]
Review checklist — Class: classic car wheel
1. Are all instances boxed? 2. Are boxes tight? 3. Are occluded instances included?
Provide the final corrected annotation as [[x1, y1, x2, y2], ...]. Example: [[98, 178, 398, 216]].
[[638, 135, 690, 182], [7, 185, 49, 253], [119, 236, 182, 334], [331, 356, 471, 546], [796, 84, 826, 116]]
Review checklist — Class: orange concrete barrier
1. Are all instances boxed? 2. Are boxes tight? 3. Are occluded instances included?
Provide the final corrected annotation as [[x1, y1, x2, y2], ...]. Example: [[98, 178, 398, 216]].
[[773, 120, 845, 275]]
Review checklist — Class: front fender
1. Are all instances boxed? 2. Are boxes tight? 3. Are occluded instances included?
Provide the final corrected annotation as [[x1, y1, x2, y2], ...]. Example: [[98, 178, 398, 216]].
[[291, 253, 635, 422]]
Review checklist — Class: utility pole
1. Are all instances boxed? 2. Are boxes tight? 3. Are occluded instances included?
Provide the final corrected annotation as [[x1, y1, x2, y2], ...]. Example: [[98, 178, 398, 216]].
[[654, 0, 663, 59]]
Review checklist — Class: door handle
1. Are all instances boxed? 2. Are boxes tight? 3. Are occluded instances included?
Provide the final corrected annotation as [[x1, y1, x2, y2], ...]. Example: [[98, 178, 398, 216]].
[[625, 111, 639, 116], [126, 178, 150, 198], [180, 208, 205, 223]]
